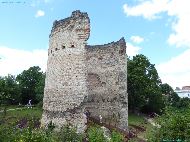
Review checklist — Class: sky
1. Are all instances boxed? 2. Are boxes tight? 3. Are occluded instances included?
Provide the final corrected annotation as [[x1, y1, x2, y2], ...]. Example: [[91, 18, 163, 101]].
[[0, 0, 190, 89]]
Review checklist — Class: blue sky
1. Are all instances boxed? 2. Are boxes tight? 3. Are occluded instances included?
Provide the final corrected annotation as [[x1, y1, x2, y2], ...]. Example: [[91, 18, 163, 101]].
[[0, 0, 190, 88]]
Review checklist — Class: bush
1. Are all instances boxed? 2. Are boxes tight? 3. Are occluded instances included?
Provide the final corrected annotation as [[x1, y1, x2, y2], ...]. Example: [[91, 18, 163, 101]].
[[0, 125, 55, 142], [148, 107, 190, 141], [87, 126, 108, 142], [0, 115, 125, 142], [16, 128, 55, 142], [0, 116, 55, 142], [111, 130, 124, 142], [176, 97, 190, 108], [57, 124, 83, 142]]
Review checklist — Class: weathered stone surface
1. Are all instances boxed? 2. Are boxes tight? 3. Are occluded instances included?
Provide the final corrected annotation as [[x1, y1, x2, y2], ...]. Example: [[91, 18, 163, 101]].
[[85, 38, 128, 130], [41, 10, 128, 133]]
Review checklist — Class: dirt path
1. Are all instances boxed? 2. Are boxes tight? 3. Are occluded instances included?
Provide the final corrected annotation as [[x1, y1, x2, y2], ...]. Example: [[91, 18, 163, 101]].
[[0, 107, 29, 113], [144, 117, 160, 128]]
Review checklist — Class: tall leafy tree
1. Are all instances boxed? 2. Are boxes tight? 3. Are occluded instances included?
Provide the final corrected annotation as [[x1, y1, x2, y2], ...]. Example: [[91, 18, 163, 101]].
[[0, 75, 20, 105], [0, 76, 6, 105], [160, 83, 180, 107], [35, 73, 46, 103], [128, 54, 164, 113], [16, 66, 45, 104], [0, 75, 20, 116]]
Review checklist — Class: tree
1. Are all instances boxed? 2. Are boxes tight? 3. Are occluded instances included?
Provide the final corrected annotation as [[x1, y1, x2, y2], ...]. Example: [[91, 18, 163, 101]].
[[16, 66, 45, 104], [128, 54, 164, 113], [0, 75, 20, 105], [160, 83, 190, 108], [0, 77, 6, 105], [160, 83, 180, 107], [0, 75, 20, 116], [35, 73, 46, 103], [176, 97, 190, 108], [160, 83, 174, 95]]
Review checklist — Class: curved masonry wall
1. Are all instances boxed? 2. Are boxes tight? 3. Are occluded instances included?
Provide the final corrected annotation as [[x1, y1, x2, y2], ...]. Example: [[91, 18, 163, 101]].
[[42, 10, 128, 132], [41, 10, 90, 132]]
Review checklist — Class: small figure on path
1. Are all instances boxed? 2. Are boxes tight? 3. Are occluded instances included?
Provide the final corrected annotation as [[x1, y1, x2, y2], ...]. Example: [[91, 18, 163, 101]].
[[28, 99, 32, 108]]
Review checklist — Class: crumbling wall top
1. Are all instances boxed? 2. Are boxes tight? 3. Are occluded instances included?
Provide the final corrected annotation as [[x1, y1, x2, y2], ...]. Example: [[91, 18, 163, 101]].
[[50, 10, 90, 41], [86, 37, 126, 54]]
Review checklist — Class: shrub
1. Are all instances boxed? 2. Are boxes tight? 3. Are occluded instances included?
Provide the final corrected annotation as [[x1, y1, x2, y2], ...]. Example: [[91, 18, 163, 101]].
[[148, 107, 190, 142], [111, 130, 124, 142], [0, 117, 55, 142], [15, 128, 55, 142], [57, 124, 83, 142], [87, 126, 108, 142], [0, 125, 55, 142]]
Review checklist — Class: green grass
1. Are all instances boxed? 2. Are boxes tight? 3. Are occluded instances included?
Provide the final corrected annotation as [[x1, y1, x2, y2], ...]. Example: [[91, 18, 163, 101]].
[[139, 122, 153, 139], [128, 113, 153, 142], [0, 105, 20, 111], [128, 112, 145, 126], [0, 107, 43, 126], [0, 107, 42, 117]]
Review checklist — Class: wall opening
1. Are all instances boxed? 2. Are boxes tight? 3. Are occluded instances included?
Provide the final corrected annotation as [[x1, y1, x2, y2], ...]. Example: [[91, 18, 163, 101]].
[[62, 45, 65, 49]]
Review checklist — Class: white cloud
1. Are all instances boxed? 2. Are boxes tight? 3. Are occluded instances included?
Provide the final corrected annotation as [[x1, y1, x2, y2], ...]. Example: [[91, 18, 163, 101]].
[[157, 49, 190, 88], [123, 0, 169, 20], [126, 42, 141, 56], [130, 36, 144, 44], [0, 44, 139, 77], [0, 46, 48, 76], [35, 10, 45, 18], [123, 0, 190, 88], [123, 0, 190, 48], [167, 0, 190, 48]]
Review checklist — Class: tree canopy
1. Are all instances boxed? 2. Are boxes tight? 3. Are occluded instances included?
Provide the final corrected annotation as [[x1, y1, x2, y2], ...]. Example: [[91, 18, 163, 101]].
[[128, 54, 164, 113], [0, 75, 20, 105], [16, 66, 45, 104], [160, 83, 180, 106], [0, 66, 45, 106]]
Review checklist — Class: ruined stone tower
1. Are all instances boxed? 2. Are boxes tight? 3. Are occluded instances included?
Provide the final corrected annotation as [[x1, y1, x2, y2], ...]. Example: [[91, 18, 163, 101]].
[[42, 10, 128, 132]]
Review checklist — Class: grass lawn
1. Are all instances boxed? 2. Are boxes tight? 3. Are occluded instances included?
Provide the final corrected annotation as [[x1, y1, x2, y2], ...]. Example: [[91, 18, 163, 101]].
[[6, 107, 42, 118], [0, 105, 21, 111], [0, 106, 43, 127]]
